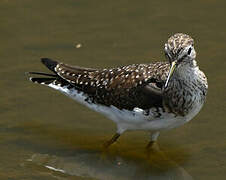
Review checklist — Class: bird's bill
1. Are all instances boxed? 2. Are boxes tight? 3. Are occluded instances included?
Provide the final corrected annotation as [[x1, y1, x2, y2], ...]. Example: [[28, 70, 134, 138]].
[[165, 61, 177, 88]]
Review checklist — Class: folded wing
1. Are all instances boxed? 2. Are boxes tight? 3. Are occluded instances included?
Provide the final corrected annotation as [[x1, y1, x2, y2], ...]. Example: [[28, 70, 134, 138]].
[[29, 58, 170, 111]]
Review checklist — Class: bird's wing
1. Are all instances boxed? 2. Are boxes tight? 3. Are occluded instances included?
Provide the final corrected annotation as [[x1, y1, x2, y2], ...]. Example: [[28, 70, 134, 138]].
[[31, 58, 170, 111]]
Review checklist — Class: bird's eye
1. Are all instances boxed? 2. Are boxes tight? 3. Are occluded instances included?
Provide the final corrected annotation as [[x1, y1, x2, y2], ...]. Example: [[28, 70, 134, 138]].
[[187, 47, 192, 55]]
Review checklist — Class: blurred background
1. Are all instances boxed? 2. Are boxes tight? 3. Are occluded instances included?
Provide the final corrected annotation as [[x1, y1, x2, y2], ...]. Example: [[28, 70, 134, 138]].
[[0, 0, 225, 179]]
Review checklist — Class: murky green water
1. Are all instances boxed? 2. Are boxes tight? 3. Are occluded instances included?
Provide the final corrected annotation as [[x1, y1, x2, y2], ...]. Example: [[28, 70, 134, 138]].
[[1, 0, 226, 179]]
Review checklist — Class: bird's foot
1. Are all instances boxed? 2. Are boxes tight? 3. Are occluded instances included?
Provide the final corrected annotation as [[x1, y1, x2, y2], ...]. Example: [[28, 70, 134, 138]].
[[102, 133, 121, 149], [146, 141, 159, 150], [145, 141, 161, 158]]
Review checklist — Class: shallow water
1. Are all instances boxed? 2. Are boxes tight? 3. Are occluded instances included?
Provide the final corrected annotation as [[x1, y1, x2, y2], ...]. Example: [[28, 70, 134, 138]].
[[1, 0, 226, 179]]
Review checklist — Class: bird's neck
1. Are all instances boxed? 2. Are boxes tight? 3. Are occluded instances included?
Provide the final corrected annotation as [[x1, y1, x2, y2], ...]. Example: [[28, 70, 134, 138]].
[[173, 59, 198, 81], [163, 59, 205, 116]]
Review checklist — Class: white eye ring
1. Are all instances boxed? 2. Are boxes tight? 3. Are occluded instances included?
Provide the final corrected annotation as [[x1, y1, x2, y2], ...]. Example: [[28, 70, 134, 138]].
[[164, 44, 168, 51]]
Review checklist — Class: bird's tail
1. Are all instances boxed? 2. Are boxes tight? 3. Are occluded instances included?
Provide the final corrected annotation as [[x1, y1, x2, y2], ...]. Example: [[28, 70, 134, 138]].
[[27, 58, 61, 85]]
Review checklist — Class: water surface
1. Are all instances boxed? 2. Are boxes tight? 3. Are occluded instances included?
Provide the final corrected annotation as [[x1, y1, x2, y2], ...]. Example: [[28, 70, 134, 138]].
[[1, 0, 226, 179]]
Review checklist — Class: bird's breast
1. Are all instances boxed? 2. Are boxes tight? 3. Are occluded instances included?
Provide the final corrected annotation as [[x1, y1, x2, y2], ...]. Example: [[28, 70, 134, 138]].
[[163, 77, 206, 117]]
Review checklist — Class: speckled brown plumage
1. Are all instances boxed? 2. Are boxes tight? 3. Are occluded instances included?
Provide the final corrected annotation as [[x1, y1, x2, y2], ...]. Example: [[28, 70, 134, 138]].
[[36, 58, 170, 111]]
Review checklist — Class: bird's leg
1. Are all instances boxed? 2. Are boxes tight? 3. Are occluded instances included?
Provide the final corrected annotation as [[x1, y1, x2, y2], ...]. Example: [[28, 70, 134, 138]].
[[146, 131, 160, 150], [103, 133, 121, 148]]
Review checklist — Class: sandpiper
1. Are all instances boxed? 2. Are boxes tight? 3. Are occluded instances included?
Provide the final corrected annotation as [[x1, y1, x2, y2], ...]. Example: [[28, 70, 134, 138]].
[[28, 33, 208, 148]]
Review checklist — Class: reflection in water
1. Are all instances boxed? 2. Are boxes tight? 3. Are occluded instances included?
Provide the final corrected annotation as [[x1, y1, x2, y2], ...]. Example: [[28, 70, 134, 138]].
[[27, 147, 193, 180]]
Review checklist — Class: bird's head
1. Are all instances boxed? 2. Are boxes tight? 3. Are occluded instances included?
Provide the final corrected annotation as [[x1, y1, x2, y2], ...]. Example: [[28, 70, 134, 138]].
[[164, 33, 196, 88]]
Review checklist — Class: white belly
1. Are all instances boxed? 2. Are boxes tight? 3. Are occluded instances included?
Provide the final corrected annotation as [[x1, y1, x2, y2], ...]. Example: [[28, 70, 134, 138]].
[[47, 84, 204, 134]]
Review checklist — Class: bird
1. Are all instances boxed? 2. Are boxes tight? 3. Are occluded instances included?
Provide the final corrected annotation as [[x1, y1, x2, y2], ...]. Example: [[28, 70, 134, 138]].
[[28, 33, 208, 148]]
